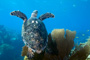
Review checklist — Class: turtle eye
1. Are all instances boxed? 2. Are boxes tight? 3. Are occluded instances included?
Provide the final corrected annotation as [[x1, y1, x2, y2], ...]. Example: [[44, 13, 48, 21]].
[[10, 12, 13, 15]]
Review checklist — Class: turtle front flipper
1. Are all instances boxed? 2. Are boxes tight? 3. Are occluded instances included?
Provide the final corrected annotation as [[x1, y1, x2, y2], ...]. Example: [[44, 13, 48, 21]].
[[39, 13, 55, 21], [10, 11, 27, 22]]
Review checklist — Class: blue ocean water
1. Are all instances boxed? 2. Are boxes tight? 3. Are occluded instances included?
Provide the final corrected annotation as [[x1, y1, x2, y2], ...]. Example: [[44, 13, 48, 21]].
[[0, 0, 90, 60]]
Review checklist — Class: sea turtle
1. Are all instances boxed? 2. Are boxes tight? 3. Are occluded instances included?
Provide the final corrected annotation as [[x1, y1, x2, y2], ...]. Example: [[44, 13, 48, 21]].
[[10, 10, 54, 58]]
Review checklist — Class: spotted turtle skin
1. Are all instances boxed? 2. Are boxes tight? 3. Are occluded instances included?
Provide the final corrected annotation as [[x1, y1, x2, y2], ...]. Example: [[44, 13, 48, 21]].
[[22, 17, 48, 52]]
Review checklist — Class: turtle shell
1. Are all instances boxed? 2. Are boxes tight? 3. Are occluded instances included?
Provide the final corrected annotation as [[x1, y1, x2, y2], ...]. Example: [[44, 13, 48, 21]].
[[22, 17, 48, 53]]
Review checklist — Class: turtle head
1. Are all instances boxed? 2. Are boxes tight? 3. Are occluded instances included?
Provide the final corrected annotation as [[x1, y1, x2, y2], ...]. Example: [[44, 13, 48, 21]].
[[31, 10, 38, 17]]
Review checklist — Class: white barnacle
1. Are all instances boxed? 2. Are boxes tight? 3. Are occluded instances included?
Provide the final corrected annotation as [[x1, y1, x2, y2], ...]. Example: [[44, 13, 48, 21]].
[[32, 20, 34, 23]]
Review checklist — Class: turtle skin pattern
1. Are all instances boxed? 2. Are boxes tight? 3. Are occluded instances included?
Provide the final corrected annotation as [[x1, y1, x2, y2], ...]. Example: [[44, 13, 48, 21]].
[[22, 17, 48, 52]]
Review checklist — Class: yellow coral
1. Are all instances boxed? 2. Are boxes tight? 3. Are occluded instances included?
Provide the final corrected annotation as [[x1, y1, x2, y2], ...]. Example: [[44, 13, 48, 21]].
[[24, 56, 29, 60]]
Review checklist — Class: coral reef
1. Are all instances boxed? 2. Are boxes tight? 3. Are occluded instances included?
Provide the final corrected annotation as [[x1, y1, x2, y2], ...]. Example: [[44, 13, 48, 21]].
[[0, 44, 14, 54], [0, 25, 24, 60]]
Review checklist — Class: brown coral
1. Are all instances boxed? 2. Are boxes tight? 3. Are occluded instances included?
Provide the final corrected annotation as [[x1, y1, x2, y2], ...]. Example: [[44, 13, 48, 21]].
[[44, 29, 76, 60], [69, 44, 90, 60], [21, 45, 28, 56]]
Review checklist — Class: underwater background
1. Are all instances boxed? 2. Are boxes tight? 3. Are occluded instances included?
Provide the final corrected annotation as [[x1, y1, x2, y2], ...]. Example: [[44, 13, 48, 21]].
[[0, 0, 90, 60]]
